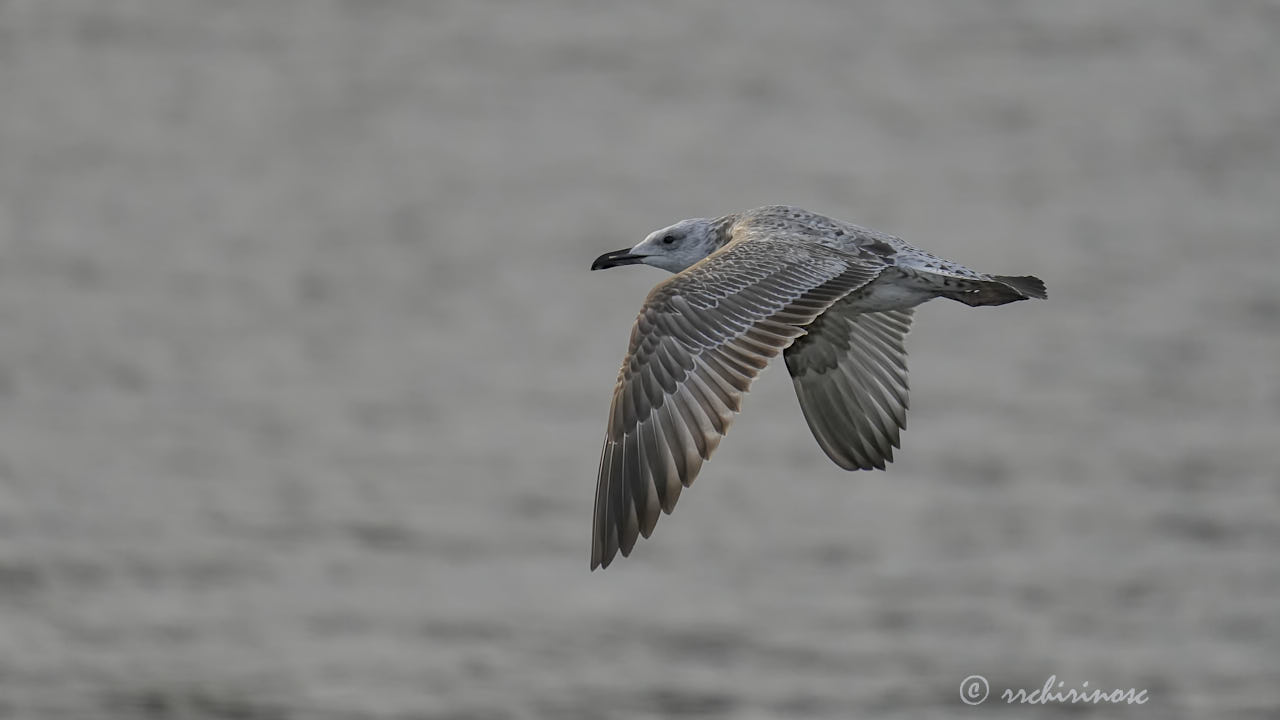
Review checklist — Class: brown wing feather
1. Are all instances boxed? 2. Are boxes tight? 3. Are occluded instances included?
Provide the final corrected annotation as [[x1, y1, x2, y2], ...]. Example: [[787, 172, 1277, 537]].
[[784, 307, 914, 471], [591, 239, 881, 569]]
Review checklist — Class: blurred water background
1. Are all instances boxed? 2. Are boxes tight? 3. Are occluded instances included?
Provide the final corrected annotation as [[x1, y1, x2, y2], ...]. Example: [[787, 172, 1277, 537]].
[[1, 1, 1278, 718]]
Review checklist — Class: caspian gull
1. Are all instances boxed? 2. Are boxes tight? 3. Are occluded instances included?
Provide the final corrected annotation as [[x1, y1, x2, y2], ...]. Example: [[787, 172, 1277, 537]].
[[588, 205, 1045, 569]]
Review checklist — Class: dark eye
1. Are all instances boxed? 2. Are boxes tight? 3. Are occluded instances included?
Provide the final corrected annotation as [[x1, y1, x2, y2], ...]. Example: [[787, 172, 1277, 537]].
[[662, 235, 676, 245]]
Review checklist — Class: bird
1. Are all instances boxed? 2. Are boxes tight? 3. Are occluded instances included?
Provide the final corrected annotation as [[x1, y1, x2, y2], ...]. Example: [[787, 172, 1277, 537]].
[[587, 205, 1045, 569]]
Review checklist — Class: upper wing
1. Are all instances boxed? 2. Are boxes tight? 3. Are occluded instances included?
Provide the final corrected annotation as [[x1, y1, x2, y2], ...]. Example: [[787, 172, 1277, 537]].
[[784, 307, 914, 471], [592, 240, 882, 569]]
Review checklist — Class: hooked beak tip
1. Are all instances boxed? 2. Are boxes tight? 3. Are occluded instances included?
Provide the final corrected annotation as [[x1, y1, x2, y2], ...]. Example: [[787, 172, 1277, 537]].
[[591, 248, 644, 271]]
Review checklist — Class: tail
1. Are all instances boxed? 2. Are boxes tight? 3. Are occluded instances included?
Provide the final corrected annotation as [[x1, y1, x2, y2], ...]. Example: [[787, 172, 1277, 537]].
[[950, 275, 1046, 307]]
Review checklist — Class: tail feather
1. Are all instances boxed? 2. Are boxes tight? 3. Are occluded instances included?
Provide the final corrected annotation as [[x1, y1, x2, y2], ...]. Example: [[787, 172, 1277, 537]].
[[951, 275, 1047, 307], [993, 275, 1047, 300]]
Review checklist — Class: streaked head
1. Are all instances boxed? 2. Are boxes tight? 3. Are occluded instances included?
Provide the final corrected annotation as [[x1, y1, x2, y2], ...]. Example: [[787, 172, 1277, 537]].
[[590, 218, 720, 274]]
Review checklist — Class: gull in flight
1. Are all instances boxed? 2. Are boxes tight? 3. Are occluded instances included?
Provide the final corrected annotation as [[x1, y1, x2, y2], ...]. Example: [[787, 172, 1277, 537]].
[[588, 205, 1045, 569]]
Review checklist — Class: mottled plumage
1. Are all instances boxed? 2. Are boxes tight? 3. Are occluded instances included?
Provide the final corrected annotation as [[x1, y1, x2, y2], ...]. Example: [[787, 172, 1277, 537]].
[[588, 205, 1045, 569]]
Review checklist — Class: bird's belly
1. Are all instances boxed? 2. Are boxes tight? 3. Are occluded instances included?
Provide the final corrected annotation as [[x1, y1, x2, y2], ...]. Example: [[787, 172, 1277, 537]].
[[841, 272, 939, 312]]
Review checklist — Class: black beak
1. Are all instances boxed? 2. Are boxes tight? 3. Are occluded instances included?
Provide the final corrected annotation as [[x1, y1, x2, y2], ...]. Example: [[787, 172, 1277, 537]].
[[590, 248, 645, 271]]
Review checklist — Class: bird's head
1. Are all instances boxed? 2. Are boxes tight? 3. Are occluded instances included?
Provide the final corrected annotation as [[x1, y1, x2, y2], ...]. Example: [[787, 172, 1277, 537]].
[[590, 217, 720, 274]]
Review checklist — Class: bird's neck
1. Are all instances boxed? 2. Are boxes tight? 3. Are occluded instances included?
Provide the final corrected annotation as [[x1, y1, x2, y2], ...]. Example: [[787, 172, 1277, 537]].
[[708, 214, 738, 249]]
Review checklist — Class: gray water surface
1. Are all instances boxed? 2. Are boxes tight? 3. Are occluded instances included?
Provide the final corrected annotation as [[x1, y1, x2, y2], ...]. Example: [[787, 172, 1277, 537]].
[[1, 2, 1278, 718]]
